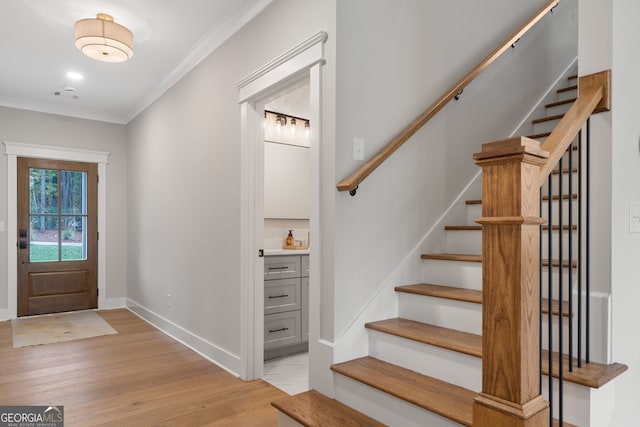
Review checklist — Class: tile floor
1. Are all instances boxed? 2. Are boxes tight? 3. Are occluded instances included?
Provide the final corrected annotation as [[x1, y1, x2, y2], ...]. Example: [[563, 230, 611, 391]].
[[263, 352, 309, 395]]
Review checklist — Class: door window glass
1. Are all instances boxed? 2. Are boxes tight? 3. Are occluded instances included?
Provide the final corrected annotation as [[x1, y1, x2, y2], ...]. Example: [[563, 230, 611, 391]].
[[28, 168, 88, 262]]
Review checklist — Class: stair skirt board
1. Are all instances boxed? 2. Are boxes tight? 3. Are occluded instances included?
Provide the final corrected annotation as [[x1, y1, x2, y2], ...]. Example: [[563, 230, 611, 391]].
[[334, 375, 464, 427]]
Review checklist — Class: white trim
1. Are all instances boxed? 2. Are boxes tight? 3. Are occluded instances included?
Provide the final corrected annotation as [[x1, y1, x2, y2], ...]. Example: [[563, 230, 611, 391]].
[[3, 141, 110, 319], [238, 33, 326, 381], [237, 31, 328, 103], [126, 0, 274, 123], [126, 299, 241, 376]]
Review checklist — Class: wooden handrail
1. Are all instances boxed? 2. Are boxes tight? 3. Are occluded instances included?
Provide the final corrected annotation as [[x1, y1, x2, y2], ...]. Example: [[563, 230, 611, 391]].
[[336, 0, 560, 194], [537, 70, 610, 186]]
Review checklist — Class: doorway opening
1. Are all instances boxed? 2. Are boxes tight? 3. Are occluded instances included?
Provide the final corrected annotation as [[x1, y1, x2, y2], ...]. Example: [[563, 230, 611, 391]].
[[237, 31, 326, 383]]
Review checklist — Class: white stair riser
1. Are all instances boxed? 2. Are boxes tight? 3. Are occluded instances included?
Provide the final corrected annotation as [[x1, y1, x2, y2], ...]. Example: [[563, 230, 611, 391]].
[[546, 173, 580, 194], [445, 230, 481, 254], [421, 260, 482, 290], [466, 204, 482, 226], [368, 330, 482, 391], [541, 376, 591, 427], [334, 375, 461, 427], [421, 259, 576, 296], [534, 118, 562, 134], [557, 88, 578, 102], [445, 229, 579, 258], [546, 102, 574, 116], [398, 293, 482, 335], [398, 292, 574, 354]]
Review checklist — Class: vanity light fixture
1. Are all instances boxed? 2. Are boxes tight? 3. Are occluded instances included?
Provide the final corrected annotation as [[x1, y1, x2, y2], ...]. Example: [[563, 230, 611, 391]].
[[74, 13, 134, 62], [305, 120, 310, 138], [290, 118, 297, 135], [275, 115, 287, 133]]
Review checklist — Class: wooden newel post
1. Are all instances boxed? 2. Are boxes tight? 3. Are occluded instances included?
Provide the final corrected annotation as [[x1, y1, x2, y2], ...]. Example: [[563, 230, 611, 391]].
[[472, 137, 550, 426]]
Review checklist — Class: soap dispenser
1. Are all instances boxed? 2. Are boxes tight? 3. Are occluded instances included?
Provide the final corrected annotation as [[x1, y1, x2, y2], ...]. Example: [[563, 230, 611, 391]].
[[286, 230, 294, 247]]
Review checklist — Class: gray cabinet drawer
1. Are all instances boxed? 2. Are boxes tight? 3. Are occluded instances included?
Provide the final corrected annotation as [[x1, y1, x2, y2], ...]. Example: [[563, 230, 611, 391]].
[[264, 278, 300, 315], [264, 255, 301, 280], [264, 311, 301, 349], [301, 255, 310, 277]]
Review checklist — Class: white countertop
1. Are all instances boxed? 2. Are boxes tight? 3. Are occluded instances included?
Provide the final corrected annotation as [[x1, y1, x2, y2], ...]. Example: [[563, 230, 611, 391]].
[[264, 248, 310, 256]]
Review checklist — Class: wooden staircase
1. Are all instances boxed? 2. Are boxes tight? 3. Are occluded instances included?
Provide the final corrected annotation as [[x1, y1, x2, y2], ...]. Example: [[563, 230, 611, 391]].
[[272, 73, 627, 426]]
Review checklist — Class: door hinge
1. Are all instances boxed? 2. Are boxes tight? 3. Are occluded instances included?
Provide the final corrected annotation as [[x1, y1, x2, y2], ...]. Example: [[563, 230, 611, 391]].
[[97, 288, 99, 296], [97, 175, 99, 183], [97, 231, 99, 240]]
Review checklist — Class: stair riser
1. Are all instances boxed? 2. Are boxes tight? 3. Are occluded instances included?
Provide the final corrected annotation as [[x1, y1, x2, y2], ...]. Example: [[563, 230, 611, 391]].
[[334, 373, 588, 427], [398, 293, 575, 354], [369, 330, 481, 391], [334, 375, 462, 427], [445, 229, 579, 258], [546, 102, 574, 116], [421, 260, 482, 290], [557, 88, 578, 102], [421, 259, 576, 295], [398, 293, 482, 335], [445, 230, 482, 254], [534, 118, 562, 135], [546, 174, 580, 194]]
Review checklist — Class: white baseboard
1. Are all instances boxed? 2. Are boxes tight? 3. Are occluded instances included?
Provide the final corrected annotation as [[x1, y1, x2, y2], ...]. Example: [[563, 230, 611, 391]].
[[99, 297, 126, 310], [125, 298, 241, 377]]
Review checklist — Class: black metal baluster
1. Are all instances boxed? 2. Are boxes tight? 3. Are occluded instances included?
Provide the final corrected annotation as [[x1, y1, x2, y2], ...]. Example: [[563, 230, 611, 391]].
[[547, 173, 554, 426], [568, 141, 575, 372], [578, 130, 583, 368], [586, 118, 591, 363], [540, 189, 544, 395], [558, 155, 564, 425]]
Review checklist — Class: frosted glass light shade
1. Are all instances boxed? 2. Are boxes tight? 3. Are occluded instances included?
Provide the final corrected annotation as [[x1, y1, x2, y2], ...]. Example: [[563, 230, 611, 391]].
[[74, 13, 134, 63]]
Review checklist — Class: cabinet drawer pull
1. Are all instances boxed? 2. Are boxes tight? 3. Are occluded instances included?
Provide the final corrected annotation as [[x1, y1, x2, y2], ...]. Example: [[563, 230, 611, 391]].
[[268, 327, 289, 333], [268, 294, 289, 299], [268, 266, 289, 270]]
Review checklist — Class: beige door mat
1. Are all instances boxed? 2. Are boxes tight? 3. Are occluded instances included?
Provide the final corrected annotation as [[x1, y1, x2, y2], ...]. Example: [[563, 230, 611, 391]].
[[11, 310, 117, 348]]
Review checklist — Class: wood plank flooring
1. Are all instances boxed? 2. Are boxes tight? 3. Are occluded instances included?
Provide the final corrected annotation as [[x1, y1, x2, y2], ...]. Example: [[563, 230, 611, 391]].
[[0, 309, 287, 426]]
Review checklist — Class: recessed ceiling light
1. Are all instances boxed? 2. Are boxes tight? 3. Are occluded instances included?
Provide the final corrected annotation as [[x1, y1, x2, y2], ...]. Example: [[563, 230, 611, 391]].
[[66, 71, 84, 81]]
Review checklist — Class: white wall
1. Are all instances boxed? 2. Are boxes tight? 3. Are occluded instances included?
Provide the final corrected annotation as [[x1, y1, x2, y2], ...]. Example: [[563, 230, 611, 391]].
[[0, 107, 128, 312], [332, 0, 578, 350], [579, 0, 640, 424], [125, 0, 335, 375]]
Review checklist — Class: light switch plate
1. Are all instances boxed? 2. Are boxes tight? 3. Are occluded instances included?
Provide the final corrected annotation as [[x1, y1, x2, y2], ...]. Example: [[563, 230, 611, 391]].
[[353, 138, 365, 162], [630, 206, 640, 233]]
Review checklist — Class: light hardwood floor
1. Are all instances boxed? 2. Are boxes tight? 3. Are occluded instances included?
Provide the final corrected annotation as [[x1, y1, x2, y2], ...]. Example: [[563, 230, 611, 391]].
[[0, 309, 287, 426]]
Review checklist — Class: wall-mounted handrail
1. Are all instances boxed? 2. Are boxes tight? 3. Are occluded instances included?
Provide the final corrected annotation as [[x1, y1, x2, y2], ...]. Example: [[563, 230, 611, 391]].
[[336, 0, 560, 195]]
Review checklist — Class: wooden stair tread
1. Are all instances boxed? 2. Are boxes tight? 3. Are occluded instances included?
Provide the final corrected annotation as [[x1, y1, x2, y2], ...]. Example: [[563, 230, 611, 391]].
[[395, 284, 569, 316], [366, 318, 482, 357], [557, 84, 578, 93], [331, 356, 475, 426], [568, 74, 577, 80], [552, 167, 578, 174], [271, 389, 386, 427], [420, 253, 481, 262], [528, 131, 551, 139], [546, 98, 577, 109], [532, 113, 565, 124], [466, 193, 578, 204], [444, 225, 482, 231], [364, 318, 627, 388], [420, 253, 576, 268], [396, 283, 481, 304], [444, 225, 577, 231]]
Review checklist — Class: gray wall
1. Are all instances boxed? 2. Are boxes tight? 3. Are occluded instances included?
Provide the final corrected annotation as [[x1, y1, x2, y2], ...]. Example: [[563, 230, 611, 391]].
[[332, 0, 578, 345], [0, 107, 128, 309], [126, 0, 335, 371]]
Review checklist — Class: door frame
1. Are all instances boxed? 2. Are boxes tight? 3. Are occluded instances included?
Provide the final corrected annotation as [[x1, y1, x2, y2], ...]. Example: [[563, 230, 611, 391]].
[[237, 31, 327, 380], [4, 141, 109, 319]]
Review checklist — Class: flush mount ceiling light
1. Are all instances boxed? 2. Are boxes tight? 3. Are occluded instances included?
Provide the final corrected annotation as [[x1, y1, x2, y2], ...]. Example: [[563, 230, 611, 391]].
[[74, 13, 134, 63]]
